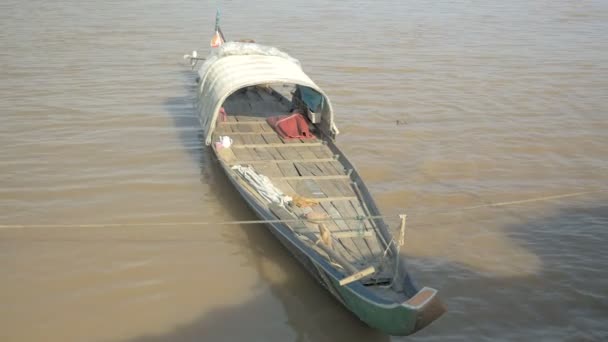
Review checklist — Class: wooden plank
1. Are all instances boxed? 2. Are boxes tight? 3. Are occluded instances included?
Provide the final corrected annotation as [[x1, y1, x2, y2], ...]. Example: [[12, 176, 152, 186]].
[[293, 163, 314, 177], [213, 131, 278, 136], [297, 163, 324, 176], [333, 201, 365, 231], [260, 121, 275, 133], [250, 133, 271, 146], [276, 163, 298, 177], [329, 160, 346, 173], [292, 149, 327, 197], [239, 122, 255, 132], [273, 148, 305, 184], [258, 123, 271, 132], [251, 123, 265, 133], [308, 205, 359, 265], [348, 196, 390, 254], [239, 133, 255, 146], [249, 134, 274, 162], [216, 148, 237, 163], [255, 162, 283, 178], [352, 182, 379, 230], [266, 147, 285, 162], [299, 151, 345, 197], [291, 147, 342, 179], [234, 142, 321, 148], [264, 142, 299, 180], [275, 175, 350, 181], [349, 199, 374, 231], [276, 145, 304, 161], [339, 266, 375, 286], [313, 160, 334, 176], [333, 198, 379, 263], [230, 125, 253, 133], [297, 147, 346, 194], [320, 179, 347, 198], [289, 179, 326, 198], [228, 158, 336, 165], [322, 202, 362, 237], [242, 122, 257, 132], [218, 121, 265, 125], [229, 136, 254, 161], [323, 158, 346, 175], [333, 179, 356, 197], [262, 132, 283, 145], [334, 200, 380, 260], [213, 125, 280, 138], [274, 179, 299, 198], [320, 202, 367, 264], [236, 115, 260, 122], [309, 145, 334, 159], [294, 145, 318, 160], [303, 230, 373, 239], [240, 135, 261, 161], [312, 155, 345, 180], [259, 135, 285, 163], [297, 195, 358, 203], [227, 115, 266, 121], [283, 136, 302, 144]]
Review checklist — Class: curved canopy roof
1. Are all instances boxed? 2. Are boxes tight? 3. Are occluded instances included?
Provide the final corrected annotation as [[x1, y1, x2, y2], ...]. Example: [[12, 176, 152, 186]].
[[196, 42, 338, 145]]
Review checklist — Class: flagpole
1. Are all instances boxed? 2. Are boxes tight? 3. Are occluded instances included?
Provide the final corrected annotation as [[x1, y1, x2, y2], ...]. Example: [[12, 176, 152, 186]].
[[215, 9, 226, 41]]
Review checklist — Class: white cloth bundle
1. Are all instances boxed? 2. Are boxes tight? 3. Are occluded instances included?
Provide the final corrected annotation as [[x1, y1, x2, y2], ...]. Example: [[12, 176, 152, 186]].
[[231, 165, 292, 207]]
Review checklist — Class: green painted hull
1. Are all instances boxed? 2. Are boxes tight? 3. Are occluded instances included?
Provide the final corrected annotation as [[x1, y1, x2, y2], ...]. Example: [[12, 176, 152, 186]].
[[329, 277, 445, 336]]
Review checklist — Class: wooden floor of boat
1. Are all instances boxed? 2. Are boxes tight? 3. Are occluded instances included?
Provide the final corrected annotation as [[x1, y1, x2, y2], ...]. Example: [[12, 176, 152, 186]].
[[212, 87, 392, 276]]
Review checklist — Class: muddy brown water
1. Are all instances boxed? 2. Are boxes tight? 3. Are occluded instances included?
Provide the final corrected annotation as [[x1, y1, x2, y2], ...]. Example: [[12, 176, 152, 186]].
[[1, 0, 607, 341]]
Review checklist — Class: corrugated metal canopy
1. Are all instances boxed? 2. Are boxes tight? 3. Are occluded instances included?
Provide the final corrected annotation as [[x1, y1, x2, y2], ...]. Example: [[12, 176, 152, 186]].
[[196, 44, 337, 145]]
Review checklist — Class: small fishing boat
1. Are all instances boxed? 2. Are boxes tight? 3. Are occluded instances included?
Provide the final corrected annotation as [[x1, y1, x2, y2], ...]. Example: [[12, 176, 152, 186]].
[[184, 17, 445, 336]]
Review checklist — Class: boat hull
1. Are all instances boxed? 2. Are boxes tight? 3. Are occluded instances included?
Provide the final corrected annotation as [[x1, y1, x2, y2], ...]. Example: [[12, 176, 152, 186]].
[[214, 150, 445, 336]]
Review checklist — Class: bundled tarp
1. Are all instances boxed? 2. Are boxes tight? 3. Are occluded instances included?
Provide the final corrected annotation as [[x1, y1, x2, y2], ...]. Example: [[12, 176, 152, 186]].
[[196, 42, 339, 145], [231, 165, 292, 207], [266, 113, 314, 140]]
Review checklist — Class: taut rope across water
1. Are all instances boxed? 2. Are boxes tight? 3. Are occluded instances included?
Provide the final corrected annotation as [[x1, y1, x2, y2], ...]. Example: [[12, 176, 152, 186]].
[[1, 189, 605, 230]]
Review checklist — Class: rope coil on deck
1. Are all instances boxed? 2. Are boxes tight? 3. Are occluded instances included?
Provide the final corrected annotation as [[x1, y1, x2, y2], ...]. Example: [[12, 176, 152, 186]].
[[0, 189, 605, 230]]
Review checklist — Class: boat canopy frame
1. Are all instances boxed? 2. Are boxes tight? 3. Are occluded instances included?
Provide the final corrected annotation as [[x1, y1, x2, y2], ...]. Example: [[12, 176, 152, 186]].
[[196, 42, 339, 145]]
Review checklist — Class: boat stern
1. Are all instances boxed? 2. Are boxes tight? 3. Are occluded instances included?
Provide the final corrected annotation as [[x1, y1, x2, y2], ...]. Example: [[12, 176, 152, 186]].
[[403, 287, 446, 334]]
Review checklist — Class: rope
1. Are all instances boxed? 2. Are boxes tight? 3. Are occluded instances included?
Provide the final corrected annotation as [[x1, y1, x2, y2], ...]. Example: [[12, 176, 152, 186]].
[[435, 189, 605, 213], [0, 189, 605, 230], [0, 217, 384, 230]]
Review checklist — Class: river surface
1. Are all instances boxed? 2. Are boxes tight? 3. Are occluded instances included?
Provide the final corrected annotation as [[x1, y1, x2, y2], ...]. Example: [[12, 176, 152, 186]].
[[1, 0, 607, 341]]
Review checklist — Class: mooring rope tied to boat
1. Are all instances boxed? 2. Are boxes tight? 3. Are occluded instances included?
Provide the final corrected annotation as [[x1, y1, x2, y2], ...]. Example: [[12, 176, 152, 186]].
[[0, 189, 605, 230]]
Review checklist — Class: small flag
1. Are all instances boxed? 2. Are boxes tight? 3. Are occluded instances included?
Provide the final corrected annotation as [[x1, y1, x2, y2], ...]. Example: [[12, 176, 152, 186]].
[[210, 30, 223, 48]]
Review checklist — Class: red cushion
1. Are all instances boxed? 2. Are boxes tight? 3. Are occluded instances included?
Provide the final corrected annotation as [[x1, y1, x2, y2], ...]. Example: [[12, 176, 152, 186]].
[[267, 113, 313, 140]]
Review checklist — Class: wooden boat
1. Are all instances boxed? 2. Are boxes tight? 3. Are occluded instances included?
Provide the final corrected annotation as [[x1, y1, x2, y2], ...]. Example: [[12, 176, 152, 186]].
[[185, 33, 445, 336]]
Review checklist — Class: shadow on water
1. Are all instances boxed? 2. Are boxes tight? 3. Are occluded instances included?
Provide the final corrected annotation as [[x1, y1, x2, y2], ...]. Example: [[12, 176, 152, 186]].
[[144, 71, 608, 341], [164, 70, 209, 170], [408, 202, 608, 341], [149, 72, 390, 341]]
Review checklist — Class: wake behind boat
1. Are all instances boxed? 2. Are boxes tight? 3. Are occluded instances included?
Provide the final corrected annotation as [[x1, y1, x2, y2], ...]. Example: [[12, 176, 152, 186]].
[[184, 19, 445, 336]]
